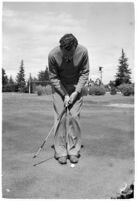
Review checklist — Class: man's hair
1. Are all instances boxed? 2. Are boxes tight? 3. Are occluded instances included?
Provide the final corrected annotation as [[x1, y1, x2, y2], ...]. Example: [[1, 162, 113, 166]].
[[59, 34, 78, 51]]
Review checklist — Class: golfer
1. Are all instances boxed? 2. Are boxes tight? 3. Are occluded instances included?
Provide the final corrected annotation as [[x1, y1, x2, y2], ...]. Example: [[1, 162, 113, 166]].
[[48, 33, 89, 164]]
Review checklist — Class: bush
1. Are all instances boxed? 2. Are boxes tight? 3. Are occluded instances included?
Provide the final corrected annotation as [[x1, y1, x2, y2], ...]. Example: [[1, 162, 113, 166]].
[[89, 85, 106, 96], [118, 84, 134, 96], [89, 86, 95, 95], [36, 85, 46, 96], [2, 83, 18, 92], [24, 86, 29, 93], [45, 84, 52, 95], [110, 87, 117, 95], [18, 87, 26, 93]]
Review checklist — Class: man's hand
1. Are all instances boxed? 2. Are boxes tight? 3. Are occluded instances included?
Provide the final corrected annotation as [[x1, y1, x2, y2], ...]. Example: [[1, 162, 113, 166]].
[[64, 95, 70, 107], [69, 91, 78, 105]]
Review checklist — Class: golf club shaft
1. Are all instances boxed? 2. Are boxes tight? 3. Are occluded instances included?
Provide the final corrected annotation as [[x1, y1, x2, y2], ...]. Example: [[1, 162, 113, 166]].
[[66, 107, 69, 147], [33, 125, 54, 158], [33, 106, 67, 158]]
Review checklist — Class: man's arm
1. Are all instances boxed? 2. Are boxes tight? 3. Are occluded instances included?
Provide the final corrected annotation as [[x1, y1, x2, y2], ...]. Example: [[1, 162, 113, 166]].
[[75, 50, 89, 93], [69, 49, 89, 105], [48, 54, 68, 99]]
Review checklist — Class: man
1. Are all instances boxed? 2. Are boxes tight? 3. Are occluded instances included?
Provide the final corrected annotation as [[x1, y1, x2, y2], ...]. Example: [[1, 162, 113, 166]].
[[48, 33, 89, 164]]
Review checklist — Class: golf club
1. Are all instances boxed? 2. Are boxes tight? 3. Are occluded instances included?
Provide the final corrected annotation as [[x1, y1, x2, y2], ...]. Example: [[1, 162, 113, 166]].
[[33, 106, 67, 158]]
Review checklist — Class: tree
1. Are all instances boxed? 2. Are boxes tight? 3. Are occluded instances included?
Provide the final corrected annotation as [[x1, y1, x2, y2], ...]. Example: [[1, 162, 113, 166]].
[[88, 78, 94, 87], [9, 75, 14, 84], [109, 80, 115, 88], [2, 68, 8, 86], [38, 66, 49, 82], [95, 78, 101, 86], [45, 66, 49, 81], [38, 70, 45, 81], [115, 49, 131, 86], [16, 60, 26, 92]]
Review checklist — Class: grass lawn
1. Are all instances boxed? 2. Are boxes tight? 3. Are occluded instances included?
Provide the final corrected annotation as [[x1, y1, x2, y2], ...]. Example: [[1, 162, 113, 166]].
[[2, 93, 134, 198]]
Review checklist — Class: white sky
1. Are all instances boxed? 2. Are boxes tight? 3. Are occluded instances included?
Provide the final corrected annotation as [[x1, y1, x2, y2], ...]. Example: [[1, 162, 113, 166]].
[[2, 2, 134, 84]]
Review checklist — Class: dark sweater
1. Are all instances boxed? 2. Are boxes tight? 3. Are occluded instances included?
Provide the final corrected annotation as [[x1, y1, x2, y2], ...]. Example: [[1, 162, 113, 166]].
[[48, 44, 89, 97]]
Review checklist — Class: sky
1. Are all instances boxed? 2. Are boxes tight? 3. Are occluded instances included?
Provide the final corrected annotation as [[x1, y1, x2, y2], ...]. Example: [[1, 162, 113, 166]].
[[2, 2, 135, 84]]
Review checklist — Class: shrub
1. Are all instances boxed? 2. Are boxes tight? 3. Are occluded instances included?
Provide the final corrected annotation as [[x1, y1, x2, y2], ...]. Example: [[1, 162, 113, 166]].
[[104, 85, 110, 92], [89, 86, 95, 95], [118, 84, 134, 96], [18, 87, 26, 93], [89, 85, 106, 96], [2, 83, 18, 92], [36, 85, 46, 96], [110, 87, 117, 95], [24, 86, 29, 93], [45, 84, 52, 95]]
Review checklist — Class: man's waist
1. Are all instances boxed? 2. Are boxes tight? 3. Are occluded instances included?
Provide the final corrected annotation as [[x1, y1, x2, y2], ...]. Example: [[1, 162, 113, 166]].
[[61, 77, 78, 85]]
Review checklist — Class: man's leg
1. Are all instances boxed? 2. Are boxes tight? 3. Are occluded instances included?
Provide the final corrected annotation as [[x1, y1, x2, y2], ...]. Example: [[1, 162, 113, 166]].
[[52, 92, 67, 160], [67, 93, 83, 158], [52, 90, 83, 163]]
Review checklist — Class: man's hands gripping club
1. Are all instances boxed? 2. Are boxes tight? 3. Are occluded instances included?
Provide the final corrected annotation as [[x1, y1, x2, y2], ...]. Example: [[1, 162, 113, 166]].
[[64, 91, 78, 107]]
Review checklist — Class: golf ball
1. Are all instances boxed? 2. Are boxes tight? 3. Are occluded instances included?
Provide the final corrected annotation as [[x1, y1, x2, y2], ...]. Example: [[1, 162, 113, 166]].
[[70, 164, 75, 168]]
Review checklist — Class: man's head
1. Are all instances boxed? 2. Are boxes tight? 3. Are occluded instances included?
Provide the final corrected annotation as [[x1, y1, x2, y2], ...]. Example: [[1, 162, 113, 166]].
[[59, 33, 78, 51], [59, 34, 78, 62]]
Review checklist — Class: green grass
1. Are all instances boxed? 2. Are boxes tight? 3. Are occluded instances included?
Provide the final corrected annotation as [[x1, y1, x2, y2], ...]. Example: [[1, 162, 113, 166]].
[[2, 93, 134, 198]]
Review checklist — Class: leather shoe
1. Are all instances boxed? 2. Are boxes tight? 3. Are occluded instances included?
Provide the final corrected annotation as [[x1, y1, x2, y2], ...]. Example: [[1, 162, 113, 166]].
[[69, 155, 79, 163], [58, 156, 67, 164]]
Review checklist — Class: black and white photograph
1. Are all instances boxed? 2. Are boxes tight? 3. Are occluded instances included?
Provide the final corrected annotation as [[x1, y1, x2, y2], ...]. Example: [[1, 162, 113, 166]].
[[2, 1, 135, 199]]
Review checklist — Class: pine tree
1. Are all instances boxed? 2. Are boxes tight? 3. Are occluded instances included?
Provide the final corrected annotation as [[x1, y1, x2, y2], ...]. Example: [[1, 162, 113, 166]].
[[2, 68, 8, 86], [16, 60, 26, 92], [38, 66, 49, 82], [8, 75, 17, 92], [9, 75, 14, 84], [38, 70, 45, 81], [115, 49, 131, 86], [45, 66, 49, 81]]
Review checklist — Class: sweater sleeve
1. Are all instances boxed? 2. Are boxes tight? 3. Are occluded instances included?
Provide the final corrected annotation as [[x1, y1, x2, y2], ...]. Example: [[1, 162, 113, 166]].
[[48, 53, 68, 97], [75, 50, 89, 93]]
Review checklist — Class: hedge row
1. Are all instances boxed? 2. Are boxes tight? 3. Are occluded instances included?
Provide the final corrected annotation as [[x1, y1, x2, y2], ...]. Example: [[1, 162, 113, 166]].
[[36, 85, 52, 96], [2, 84, 29, 93], [3, 83, 134, 97], [118, 84, 134, 96], [82, 84, 134, 96], [88, 85, 106, 96]]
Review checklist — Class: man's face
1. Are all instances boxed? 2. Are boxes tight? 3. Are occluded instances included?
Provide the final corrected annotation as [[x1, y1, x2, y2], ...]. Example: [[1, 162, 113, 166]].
[[61, 46, 76, 58]]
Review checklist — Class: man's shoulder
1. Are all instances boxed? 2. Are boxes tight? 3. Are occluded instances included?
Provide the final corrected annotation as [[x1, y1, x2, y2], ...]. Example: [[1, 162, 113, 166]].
[[76, 44, 88, 56], [48, 46, 61, 58], [75, 44, 88, 59], [77, 44, 88, 52]]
